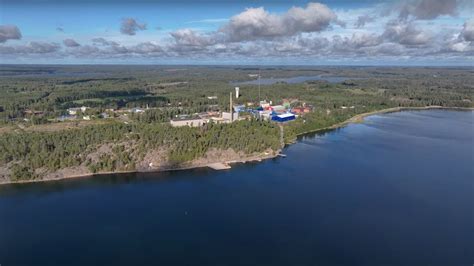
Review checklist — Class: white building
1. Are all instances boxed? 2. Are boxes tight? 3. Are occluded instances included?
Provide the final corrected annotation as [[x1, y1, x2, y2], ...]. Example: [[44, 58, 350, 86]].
[[67, 106, 88, 115], [222, 112, 239, 122], [235, 87, 240, 98], [170, 118, 207, 127]]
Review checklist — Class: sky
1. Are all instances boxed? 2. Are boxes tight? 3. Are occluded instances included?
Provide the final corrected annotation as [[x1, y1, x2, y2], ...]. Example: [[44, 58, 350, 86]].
[[0, 0, 473, 65]]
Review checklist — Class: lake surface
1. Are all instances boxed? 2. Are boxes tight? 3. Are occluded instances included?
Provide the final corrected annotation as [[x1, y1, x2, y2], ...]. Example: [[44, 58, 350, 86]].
[[234, 75, 356, 85], [0, 110, 473, 265]]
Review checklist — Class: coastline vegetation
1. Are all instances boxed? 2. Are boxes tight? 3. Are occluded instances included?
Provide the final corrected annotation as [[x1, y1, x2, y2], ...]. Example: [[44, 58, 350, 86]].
[[0, 65, 472, 182], [1, 120, 280, 181]]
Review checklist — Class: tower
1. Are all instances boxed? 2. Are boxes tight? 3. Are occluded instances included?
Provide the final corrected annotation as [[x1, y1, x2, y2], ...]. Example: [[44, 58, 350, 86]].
[[229, 92, 233, 122], [235, 87, 240, 99]]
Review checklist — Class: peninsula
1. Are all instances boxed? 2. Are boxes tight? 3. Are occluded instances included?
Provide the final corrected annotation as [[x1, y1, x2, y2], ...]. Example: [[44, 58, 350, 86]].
[[1, 65, 473, 184]]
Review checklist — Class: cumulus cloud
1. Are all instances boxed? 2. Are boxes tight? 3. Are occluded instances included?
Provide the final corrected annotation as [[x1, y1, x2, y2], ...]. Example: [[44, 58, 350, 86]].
[[91, 37, 119, 46], [398, 0, 458, 20], [0, 41, 60, 54], [170, 29, 216, 47], [383, 20, 431, 46], [120, 18, 147, 35], [1, 2, 472, 63], [297, 36, 330, 52], [347, 32, 383, 48], [131, 42, 163, 54], [462, 19, 474, 42], [354, 15, 375, 28], [63, 38, 81, 47], [0, 25, 22, 43], [66, 41, 164, 58], [220, 3, 341, 42]]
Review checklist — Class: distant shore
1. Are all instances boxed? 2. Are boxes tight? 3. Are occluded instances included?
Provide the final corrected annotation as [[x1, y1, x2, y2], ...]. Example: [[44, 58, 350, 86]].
[[292, 106, 474, 141], [1, 106, 472, 186]]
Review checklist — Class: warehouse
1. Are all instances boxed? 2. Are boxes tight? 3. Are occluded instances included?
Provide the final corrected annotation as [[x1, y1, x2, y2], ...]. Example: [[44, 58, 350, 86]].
[[271, 113, 296, 122], [170, 117, 207, 127]]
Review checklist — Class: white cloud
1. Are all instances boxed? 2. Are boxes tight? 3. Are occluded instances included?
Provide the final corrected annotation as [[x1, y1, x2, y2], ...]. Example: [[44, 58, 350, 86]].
[[220, 3, 341, 42]]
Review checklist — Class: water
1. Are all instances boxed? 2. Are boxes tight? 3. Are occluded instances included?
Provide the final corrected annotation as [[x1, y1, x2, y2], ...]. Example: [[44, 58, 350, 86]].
[[233, 75, 357, 85], [0, 110, 473, 265]]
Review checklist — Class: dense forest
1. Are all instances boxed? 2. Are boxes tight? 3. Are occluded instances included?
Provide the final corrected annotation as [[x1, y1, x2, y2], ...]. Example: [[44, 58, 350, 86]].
[[0, 65, 472, 182], [0, 120, 280, 181]]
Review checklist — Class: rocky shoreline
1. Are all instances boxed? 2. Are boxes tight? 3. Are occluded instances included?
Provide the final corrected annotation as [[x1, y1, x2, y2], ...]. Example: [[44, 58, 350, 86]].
[[1, 106, 472, 186], [0, 149, 280, 185]]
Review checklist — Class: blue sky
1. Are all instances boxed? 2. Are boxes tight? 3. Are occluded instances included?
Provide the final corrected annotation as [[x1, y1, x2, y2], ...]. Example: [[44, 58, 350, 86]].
[[0, 0, 473, 65]]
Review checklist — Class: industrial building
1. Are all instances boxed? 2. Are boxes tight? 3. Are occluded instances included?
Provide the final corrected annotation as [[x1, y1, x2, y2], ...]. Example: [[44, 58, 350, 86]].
[[222, 111, 239, 121], [170, 117, 207, 127], [271, 113, 296, 122]]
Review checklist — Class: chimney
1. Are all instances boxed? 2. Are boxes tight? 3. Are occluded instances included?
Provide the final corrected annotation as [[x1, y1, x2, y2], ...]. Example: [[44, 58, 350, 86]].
[[229, 92, 233, 122]]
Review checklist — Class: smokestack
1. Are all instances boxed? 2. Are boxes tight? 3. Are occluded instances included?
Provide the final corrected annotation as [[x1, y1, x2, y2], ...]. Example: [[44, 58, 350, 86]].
[[229, 92, 233, 122]]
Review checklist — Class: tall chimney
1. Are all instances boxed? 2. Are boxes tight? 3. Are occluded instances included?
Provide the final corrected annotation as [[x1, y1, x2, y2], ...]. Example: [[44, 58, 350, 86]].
[[229, 92, 233, 122]]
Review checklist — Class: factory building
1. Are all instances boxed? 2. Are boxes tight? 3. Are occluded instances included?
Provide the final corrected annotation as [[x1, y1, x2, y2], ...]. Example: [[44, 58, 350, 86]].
[[222, 112, 239, 121], [269, 105, 286, 113], [170, 117, 207, 127], [271, 113, 296, 122]]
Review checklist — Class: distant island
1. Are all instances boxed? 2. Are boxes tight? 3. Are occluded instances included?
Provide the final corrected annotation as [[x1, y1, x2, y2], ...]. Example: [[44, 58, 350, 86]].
[[0, 65, 473, 184]]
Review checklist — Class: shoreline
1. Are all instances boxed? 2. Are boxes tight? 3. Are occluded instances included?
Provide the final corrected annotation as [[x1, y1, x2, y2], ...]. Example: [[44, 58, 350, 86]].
[[1, 106, 472, 186], [0, 151, 279, 186], [291, 106, 473, 142]]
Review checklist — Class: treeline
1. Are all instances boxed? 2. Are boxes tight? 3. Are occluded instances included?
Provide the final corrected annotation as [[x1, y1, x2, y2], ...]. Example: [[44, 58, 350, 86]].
[[0, 119, 280, 181]]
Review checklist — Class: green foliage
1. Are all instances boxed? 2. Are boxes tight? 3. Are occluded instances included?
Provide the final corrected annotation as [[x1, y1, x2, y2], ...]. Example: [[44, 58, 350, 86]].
[[1, 65, 472, 181], [10, 164, 36, 181], [0, 119, 280, 179]]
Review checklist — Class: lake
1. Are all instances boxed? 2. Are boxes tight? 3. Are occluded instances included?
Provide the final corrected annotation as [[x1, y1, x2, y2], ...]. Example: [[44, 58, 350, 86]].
[[233, 75, 357, 85], [0, 110, 472, 265]]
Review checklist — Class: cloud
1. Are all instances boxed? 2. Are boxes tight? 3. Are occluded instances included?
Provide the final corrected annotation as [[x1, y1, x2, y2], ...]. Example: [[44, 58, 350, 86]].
[[398, 0, 458, 20], [67, 41, 164, 58], [354, 15, 375, 28], [120, 17, 147, 35], [220, 3, 341, 42], [63, 38, 81, 47], [91, 37, 119, 46], [170, 29, 216, 47], [1, 2, 472, 63], [0, 41, 60, 54], [462, 19, 474, 42], [131, 42, 163, 54], [383, 20, 431, 46], [0, 25, 22, 43], [347, 32, 383, 48]]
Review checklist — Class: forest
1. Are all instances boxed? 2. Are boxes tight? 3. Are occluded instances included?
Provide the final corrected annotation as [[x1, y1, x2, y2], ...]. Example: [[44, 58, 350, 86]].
[[0, 65, 472, 182]]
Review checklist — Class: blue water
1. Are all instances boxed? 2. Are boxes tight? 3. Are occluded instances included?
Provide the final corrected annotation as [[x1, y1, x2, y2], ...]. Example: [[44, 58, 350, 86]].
[[0, 110, 473, 265], [234, 75, 356, 85]]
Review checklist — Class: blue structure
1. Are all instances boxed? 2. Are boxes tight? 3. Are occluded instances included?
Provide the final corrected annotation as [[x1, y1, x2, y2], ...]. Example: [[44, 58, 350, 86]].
[[271, 113, 296, 122], [234, 105, 246, 112]]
